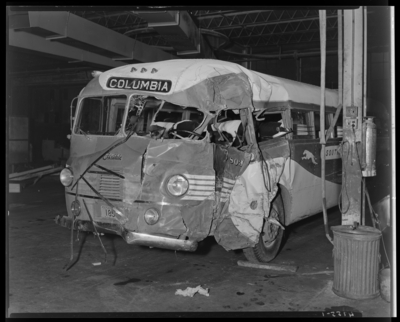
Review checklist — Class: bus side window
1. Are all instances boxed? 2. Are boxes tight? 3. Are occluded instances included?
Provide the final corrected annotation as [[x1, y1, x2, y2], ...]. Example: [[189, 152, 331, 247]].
[[314, 112, 331, 139], [256, 113, 283, 142], [292, 110, 312, 138], [335, 111, 343, 138], [305, 111, 316, 138]]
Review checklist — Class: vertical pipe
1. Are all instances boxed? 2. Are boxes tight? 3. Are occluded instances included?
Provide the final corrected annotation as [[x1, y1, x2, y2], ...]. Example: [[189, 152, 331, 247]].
[[390, 5, 396, 315], [319, 10, 333, 244], [338, 10, 343, 107], [363, 6, 368, 119], [341, 8, 363, 225], [361, 7, 368, 226]]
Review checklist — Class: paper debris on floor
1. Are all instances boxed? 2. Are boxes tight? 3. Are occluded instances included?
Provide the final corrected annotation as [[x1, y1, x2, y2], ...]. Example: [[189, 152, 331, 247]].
[[175, 285, 209, 297], [92, 262, 101, 266]]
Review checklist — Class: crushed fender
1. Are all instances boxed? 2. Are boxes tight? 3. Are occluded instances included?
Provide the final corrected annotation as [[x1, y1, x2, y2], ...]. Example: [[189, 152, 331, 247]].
[[214, 152, 288, 250]]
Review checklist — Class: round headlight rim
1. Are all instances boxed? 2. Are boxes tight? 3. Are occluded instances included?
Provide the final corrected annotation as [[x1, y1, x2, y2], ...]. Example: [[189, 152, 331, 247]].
[[60, 167, 74, 187], [166, 174, 189, 197], [144, 208, 160, 225]]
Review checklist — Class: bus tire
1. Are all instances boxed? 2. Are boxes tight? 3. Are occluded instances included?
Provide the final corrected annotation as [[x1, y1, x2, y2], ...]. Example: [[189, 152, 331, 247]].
[[243, 194, 285, 263]]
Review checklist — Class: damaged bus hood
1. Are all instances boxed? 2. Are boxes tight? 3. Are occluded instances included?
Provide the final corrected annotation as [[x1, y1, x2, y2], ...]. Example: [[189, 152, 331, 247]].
[[67, 135, 150, 203]]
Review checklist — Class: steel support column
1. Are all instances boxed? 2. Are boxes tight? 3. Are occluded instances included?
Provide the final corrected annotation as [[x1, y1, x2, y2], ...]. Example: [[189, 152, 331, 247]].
[[340, 7, 366, 225]]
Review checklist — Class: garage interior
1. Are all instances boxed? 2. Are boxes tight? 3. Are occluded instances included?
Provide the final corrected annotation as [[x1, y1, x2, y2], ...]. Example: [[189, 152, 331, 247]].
[[7, 6, 394, 317]]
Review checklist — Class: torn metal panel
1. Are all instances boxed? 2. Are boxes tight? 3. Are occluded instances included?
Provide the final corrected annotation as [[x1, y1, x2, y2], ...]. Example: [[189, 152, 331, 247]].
[[96, 59, 273, 112], [164, 72, 253, 112], [212, 145, 252, 249], [258, 137, 291, 160], [225, 157, 287, 250], [68, 136, 149, 184], [214, 217, 256, 250], [134, 203, 187, 237], [212, 145, 252, 218], [213, 139, 287, 250], [65, 136, 151, 231], [139, 139, 215, 240]]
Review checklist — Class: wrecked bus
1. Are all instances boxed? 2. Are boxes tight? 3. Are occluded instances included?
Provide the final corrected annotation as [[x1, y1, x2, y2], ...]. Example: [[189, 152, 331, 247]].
[[56, 59, 342, 263]]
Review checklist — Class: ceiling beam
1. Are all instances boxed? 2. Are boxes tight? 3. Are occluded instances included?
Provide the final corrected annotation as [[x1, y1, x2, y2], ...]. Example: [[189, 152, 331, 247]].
[[195, 10, 269, 19], [9, 29, 126, 68], [206, 14, 338, 31], [9, 11, 177, 64]]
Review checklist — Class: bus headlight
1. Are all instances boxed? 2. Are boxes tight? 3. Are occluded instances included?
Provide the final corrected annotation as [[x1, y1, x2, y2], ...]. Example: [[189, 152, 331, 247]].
[[71, 200, 81, 217], [144, 208, 160, 225], [60, 168, 74, 187], [166, 175, 189, 196]]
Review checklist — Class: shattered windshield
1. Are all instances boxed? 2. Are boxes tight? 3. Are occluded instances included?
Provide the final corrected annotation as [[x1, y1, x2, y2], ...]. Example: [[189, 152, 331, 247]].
[[125, 96, 205, 138], [75, 95, 205, 139]]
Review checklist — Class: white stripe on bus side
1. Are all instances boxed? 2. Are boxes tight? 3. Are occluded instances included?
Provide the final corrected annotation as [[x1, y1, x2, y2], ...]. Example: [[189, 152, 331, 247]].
[[182, 195, 215, 201], [185, 191, 214, 196], [222, 178, 236, 185], [185, 174, 215, 180], [189, 186, 215, 191], [188, 179, 215, 185]]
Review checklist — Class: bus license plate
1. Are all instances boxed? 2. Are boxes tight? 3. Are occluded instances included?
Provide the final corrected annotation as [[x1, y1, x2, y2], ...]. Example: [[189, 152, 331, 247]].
[[101, 205, 117, 218]]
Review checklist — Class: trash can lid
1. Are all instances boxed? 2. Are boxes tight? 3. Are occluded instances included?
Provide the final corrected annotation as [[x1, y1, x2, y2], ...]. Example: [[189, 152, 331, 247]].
[[331, 225, 382, 237]]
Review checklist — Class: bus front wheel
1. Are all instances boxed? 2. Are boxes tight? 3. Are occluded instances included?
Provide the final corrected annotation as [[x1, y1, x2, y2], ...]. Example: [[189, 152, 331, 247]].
[[243, 194, 285, 263]]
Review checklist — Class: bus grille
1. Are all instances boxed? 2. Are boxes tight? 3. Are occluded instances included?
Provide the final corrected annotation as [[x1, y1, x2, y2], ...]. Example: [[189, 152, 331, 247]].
[[99, 171, 122, 199]]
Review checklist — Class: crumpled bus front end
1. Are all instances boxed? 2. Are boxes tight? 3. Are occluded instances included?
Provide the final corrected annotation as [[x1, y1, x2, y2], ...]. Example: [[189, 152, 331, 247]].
[[56, 134, 215, 252]]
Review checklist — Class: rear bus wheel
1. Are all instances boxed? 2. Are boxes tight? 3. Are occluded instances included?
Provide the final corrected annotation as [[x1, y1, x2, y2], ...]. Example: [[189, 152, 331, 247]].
[[243, 194, 285, 263]]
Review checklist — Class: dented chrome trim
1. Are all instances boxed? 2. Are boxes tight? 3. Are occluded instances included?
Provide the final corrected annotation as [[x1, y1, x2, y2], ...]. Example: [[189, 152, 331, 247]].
[[124, 232, 198, 252], [54, 215, 198, 252]]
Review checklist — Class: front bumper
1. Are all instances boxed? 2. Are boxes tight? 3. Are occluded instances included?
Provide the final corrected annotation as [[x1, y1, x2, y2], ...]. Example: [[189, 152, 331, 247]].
[[55, 215, 198, 252]]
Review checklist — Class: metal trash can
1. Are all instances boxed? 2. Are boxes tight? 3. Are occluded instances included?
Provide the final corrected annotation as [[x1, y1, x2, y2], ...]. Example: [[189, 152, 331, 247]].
[[332, 225, 381, 299]]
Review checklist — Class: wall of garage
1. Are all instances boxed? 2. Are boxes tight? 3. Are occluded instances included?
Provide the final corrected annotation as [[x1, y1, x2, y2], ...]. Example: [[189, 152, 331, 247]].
[[9, 84, 82, 168]]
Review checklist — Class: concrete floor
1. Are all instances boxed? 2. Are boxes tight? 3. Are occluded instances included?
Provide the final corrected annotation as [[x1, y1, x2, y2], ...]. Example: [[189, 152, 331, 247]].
[[7, 176, 392, 317]]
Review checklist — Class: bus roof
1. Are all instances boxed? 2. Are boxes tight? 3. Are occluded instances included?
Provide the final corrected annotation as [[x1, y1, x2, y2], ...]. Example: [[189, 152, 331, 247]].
[[83, 59, 338, 113]]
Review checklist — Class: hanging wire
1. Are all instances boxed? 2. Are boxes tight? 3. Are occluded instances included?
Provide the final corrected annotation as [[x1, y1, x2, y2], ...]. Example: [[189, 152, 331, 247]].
[[258, 146, 272, 192], [64, 181, 80, 270], [337, 140, 351, 214], [82, 199, 108, 263]]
